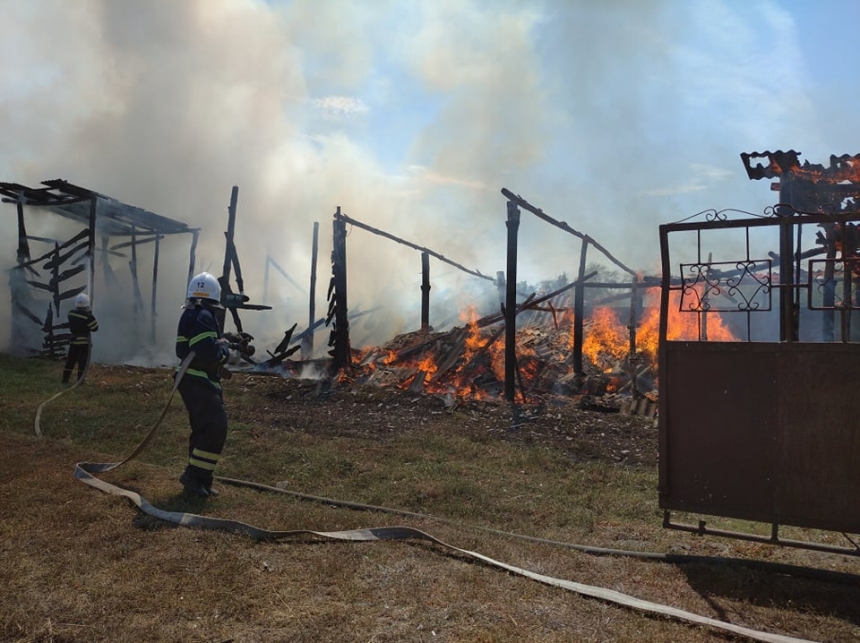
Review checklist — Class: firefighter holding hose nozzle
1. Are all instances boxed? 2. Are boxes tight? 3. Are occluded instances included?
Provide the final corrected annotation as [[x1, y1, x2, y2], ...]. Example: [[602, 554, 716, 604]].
[[175, 272, 232, 498]]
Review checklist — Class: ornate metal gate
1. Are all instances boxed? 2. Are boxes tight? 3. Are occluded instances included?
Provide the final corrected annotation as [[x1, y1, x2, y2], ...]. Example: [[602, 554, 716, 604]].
[[658, 203, 860, 555]]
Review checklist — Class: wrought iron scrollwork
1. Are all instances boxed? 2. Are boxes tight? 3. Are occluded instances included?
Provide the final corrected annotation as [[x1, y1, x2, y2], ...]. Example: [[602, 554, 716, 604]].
[[672, 207, 773, 225], [809, 258, 860, 310], [679, 259, 772, 312]]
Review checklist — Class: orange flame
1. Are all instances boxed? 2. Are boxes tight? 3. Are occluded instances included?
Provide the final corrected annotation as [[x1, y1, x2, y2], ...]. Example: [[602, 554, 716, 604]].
[[637, 288, 737, 361], [364, 287, 739, 400]]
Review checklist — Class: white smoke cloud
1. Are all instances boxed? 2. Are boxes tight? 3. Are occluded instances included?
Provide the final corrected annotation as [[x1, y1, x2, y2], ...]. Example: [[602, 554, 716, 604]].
[[0, 0, 851, 364]]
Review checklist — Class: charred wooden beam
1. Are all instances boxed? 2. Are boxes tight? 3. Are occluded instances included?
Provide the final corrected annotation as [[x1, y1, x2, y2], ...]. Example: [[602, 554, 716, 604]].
[[16, 199, 30, 265], [262, 323, 302, 367], [329, 208, 352, 370], [421, 251, 430, 331], [334, 211, 495, 283], [12, 299, 43, 325], [408, 370, 427, 393], [51, 243, 61, 314], [221, 186, 244, 332], [150, 234, 160, 342], [501, 187, 637, 278], [504, 200, 520, 403], [264, 255, 307, 296], [478, 272, 597, 327], [429, 328, 468, 383], [49, 264, 86, 288], [222, 186, 246, 295], [11, 230, 88, 272], [110, 234, 165, 251], [40, 239, 89, 271], [186, 229, 199, 290], [87, 195, 96, 304], [129, 224, 145, 317], [307, 223, 320, 355], [628, 272, 642, 357], [574, 237, 588, 375]]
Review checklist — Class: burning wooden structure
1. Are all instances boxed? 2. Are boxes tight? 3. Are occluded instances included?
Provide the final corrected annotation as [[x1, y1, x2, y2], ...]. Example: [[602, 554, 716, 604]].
[[1, 179, 198, 356], [658, 151, 860, 555], [316, 195, 664, 411]]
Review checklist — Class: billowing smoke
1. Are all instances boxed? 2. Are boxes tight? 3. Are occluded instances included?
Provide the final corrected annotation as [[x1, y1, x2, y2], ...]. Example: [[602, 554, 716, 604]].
[[0, 0, 846, 365]]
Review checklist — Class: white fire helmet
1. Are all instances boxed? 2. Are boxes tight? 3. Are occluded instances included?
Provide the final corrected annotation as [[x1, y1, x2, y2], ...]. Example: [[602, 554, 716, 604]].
[[187, 272, 221, 302], [74, 293, 90, 308]]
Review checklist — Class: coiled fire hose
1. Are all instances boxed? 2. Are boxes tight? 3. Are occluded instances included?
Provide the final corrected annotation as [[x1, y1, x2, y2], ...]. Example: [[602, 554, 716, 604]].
[[32, 354, 835, 643]]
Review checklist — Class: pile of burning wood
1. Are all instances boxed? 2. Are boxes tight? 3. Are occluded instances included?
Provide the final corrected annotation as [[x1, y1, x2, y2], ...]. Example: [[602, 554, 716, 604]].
[[349, 308, 659, 417]]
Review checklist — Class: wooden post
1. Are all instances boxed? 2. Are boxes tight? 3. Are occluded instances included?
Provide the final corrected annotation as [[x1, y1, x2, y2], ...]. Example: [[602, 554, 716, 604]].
[[630, 273, 643, 354], [187, 229, 199, 294], [331, 209, 351, 370], [130, 225, 144, 317], [100, 235, 109, 284], [573, 237, 588, 375], [504, 200, 520, 403], [16, 198, 30, 263], [150, 235, 160, 342], [10, 196, 34, 350], [305, 221, 319, 358], [421, 251, 430, 331], [51, 242, 61, 316], [88, 195, 97, 305], [223, 186, 239, 284]]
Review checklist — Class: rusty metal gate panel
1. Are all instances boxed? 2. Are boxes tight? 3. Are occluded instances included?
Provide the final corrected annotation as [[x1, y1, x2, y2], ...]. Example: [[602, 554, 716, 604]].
[[660, 341, 777, 522], [660, 340, 860, 534], [658, 172, 860, 549], [775, 343, 860, 531]]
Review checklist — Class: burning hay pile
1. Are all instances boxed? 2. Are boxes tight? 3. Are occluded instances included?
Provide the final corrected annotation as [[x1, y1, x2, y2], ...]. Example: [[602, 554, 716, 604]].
[[351, 304, 661, 416]]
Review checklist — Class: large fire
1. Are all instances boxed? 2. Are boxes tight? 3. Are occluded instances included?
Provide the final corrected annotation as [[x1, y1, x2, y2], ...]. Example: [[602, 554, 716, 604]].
[[355, 287, 737, 402]]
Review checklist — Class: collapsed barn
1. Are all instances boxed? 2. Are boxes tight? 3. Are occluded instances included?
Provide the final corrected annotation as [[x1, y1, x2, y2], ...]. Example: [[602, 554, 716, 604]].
[[2, 177, 669, 411], [262, 193, 664, 415], [1, 179, 199, 360], [1, 180, 271, 365]]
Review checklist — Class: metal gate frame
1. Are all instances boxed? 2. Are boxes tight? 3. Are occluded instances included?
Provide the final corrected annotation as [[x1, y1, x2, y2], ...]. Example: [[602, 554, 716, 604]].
[[658, 206, 860, 555]]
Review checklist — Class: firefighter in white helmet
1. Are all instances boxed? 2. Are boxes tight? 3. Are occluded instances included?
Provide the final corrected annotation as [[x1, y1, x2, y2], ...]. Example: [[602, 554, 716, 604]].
[[175, 272, 230, 498], [62, 292, 99, 384]]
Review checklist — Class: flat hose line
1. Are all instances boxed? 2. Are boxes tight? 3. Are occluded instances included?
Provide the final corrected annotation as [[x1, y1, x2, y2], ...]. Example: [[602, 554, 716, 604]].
[[33, 354, 834, 643], [34, 344, 93, 438]]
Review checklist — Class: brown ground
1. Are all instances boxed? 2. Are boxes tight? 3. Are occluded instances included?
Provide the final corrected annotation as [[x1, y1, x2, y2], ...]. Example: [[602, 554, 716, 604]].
[[2, 362, 860, 643], [242, 370, 659, 467]]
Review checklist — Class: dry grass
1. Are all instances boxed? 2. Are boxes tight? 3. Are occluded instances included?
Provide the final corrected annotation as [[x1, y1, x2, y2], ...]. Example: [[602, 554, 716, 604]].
[[1, 353, 859, 643]]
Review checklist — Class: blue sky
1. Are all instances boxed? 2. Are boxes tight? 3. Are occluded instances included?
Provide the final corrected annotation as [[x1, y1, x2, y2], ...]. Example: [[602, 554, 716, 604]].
[[1, 0, 859, 350]]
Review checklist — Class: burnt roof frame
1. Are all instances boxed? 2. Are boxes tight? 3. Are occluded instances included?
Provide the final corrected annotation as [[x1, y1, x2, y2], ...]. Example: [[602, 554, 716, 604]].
[[0, 178, 195, 237], [3, 178, 200, 353]]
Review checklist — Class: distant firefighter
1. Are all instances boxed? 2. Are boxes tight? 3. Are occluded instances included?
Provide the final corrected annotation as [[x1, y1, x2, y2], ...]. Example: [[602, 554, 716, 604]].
[[62, 292, 99, 384]]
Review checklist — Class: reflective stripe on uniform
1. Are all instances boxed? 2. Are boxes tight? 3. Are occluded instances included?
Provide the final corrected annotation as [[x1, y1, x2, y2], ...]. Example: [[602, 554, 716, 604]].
[[189, 447, 221, 471], [182, 367, 222, 390], [188, 330, 217, 347]]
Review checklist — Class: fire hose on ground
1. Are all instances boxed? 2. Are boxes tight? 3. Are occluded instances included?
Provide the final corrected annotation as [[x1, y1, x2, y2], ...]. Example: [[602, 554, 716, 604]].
[[31, 353, 850, 643]]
